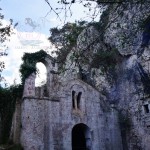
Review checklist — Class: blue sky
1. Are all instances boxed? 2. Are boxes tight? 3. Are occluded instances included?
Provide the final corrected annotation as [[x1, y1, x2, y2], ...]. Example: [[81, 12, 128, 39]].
[[0, 0, 100, 86], [1, 0, 99, 35], [1, 0, 59, 35]]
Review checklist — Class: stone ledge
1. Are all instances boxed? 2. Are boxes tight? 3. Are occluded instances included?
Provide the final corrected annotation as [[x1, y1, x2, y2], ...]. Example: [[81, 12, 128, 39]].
[[22, 96, 60, 102]]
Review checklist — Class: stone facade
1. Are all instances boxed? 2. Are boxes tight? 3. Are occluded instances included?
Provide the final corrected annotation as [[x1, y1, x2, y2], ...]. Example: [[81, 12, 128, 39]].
[[11, 3, 150, 150], [19, 54, 123, 150]]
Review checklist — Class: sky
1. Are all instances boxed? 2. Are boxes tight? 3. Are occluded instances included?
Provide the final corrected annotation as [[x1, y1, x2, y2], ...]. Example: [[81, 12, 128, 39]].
[[0, 0, 100, 87]]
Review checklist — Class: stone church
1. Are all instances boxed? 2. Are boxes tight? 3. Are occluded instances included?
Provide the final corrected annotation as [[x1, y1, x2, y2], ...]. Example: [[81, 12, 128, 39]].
[[12, 52, 123, 150], [9, 2, 150, 150]]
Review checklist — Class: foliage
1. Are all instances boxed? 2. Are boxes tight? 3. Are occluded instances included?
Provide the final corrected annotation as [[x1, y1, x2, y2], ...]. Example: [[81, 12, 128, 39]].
[[91, 47, 121, 71], [0, 13, 9, 74], [0, 8, 21, 145], [45, 0, 146, 24], [55, 0, 147, 5], [47, 1, 123, 73], [49, 21, 87, 64], [45, 0, 105, 23], [87, 21, 102, 31], [19, 50, 47, 83], [0, 9, 17, 44], [0, 9, 16, 78], [0, 85, 23, 144], [0, 50, 48, 144], [48, 5, 121, 74]]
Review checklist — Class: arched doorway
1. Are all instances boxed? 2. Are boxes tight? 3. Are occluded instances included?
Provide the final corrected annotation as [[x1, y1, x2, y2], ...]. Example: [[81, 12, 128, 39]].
[[72, 123, 92, 150]]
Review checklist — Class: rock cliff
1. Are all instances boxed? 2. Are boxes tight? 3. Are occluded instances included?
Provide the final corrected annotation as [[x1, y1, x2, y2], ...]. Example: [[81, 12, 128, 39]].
[[61, 2, 150, 150]]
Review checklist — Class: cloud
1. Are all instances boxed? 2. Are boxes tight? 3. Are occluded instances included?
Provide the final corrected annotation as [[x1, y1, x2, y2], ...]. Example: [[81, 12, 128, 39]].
[[0, 19, 10, 28], [1, 28, 55, 86]]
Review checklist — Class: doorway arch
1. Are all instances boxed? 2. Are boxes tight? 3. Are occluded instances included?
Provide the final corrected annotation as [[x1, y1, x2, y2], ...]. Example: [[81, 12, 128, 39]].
[[72, 123, 92, 150]]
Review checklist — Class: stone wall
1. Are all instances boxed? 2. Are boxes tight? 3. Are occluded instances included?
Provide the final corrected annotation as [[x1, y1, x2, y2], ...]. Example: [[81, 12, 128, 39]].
[[18, 2, 150, 150], [20, 79, 123, 150], [64, 3, 150, 150], [103, 3, 150, 150]]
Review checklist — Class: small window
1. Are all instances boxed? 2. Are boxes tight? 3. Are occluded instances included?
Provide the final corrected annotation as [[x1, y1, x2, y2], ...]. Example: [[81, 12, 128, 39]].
[[77, 92, 82, 109], [72, 91, 82, 110], [72, 91, 76, 109], [144, 104, 149, 113]]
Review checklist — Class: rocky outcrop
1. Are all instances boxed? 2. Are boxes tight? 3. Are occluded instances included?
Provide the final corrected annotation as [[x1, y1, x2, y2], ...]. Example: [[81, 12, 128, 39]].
[[104, 3, 150, 56], [62, 2, 150, 150], [10, 2, 150, 150]]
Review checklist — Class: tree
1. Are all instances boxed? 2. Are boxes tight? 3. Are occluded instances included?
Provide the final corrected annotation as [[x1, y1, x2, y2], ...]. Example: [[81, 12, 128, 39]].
[[0, 8, 17, 84], [44, 0, 146, 24], [44, 0, 107, 24], [49, 21, 87, 65]]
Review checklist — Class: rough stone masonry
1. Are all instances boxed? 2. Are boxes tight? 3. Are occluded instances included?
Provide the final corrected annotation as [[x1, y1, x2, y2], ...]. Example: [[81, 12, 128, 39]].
[[11, 1, 150, 150]]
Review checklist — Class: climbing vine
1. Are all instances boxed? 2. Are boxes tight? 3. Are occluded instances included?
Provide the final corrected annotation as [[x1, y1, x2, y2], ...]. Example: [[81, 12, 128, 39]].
[[19, 50, 47, 84], [49, 21, 87, 66]]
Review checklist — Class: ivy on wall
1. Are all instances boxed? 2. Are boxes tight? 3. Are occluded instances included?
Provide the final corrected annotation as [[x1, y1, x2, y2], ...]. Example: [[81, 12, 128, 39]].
[[0, 50, 48, 144], [19, 50, 47, 84], [49, 21, 87, 68]]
